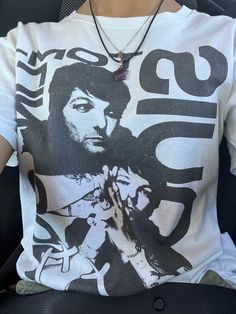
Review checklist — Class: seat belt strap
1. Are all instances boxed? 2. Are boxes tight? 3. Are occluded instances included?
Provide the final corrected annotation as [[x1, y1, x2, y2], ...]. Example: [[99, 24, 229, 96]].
[[58, 0, 85, 21], [177, 0, 198, 10], [223, 2, 236, 17]]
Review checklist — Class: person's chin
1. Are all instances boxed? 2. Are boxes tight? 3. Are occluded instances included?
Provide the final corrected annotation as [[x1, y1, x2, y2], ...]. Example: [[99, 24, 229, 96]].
[[84, 139, 106, 154]]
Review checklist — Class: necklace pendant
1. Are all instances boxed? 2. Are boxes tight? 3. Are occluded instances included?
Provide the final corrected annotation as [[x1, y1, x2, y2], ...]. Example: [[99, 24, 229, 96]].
[[113, 65, 129, 81], [117, 51, 123, 60], [113, 54, 128, 81]]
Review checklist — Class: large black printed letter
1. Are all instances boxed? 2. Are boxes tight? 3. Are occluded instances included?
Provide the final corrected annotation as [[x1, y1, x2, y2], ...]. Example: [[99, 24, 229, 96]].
[[140, 46, 227, 96]]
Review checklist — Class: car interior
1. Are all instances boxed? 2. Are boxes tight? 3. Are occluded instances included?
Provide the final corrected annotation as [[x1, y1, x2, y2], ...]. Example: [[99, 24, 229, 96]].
[[0, 0, 236, 313]]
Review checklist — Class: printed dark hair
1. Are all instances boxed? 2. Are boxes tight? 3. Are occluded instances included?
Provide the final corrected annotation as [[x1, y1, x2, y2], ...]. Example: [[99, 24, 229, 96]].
[[25, 62, 132, 174], [48, 62, 131, 120]]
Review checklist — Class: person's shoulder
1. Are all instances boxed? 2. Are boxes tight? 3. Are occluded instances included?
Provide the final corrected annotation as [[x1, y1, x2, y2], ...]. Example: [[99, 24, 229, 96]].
[[188, 7, 236, 27], [181, 6, 236, 43], [16, 19, 65, 36], [6, 12, 74, 42]]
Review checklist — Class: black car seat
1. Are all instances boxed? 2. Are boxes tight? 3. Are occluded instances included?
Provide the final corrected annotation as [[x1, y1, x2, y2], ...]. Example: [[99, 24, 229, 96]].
[[0, 0, 235, 312]]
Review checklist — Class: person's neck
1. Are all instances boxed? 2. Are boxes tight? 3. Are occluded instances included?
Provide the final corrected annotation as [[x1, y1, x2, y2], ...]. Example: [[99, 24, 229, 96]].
[[78, 0, 182, 17]]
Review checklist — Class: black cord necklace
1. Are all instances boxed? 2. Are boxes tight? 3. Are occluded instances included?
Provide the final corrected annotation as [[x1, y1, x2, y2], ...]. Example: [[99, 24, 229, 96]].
[[89, 0, 165, 80]]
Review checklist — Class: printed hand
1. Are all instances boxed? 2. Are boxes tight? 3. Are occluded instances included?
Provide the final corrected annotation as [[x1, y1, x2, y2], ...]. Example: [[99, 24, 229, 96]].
[[97, 165, 124, 230]]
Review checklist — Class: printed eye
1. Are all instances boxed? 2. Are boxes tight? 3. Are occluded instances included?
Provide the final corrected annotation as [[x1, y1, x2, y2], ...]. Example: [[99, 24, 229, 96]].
[[107, 110, 115, 117], [117, 179, 129, 186], [72, 102, 94, 113], [140, 187, 152, 197], [104, 108, 119, 119]]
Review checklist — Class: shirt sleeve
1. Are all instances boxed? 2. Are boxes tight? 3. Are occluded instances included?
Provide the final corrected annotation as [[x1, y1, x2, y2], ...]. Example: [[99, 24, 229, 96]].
[[224, 65, 236, 176], [0, 27, 18, 151]]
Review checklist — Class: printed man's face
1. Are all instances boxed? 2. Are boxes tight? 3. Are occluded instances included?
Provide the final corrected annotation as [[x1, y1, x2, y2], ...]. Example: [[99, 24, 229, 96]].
[[116, 167, 152, 211], [63, 88, 118, 154]]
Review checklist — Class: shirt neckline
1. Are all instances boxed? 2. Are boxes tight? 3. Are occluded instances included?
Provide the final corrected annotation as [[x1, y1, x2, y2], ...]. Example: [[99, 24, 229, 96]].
[[67, 5, 194, 29]]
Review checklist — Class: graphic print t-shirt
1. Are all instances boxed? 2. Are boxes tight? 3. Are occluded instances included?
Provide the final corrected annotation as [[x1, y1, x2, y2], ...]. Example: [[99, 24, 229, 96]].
[[0, 6, 236, 295]]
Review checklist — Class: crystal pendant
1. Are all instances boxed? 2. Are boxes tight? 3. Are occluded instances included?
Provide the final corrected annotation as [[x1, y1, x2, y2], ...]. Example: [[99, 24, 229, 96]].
[[113, 66, 129, 81], [113, 51, 129, 81]]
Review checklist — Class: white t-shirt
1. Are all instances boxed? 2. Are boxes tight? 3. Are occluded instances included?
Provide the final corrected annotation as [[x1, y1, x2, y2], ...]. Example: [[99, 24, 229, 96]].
[[0, 6, 236, 296]]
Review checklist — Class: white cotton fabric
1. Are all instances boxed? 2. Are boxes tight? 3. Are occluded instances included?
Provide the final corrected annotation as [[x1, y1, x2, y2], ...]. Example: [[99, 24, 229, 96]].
[[0, 6, 236, 296]]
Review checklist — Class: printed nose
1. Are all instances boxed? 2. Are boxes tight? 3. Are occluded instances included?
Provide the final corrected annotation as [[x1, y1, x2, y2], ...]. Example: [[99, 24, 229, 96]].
[[128, 189, 137, 198], [94, 114, 106, 130], [127, 196, 135, 207]]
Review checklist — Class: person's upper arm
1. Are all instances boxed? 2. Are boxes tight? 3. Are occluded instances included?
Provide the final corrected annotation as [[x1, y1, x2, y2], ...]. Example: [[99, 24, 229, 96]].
[[224, 53, 236, 175], [0, 135, 13, 174], [224, 104, 236, 175], [0, 27, 18, 172]]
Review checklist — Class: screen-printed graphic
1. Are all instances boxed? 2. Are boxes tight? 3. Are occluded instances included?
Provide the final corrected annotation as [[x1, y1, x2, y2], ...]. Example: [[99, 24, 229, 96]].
[[16, 46, 226, 295]]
